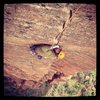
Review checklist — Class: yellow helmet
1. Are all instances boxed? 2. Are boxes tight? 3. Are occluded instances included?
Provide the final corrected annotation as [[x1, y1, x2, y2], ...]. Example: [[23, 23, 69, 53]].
[[58, 51, 65, 59]]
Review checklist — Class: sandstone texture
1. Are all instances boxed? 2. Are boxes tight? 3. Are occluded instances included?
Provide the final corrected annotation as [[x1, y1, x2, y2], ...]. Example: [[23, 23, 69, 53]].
[[4, 3, 96, 88]]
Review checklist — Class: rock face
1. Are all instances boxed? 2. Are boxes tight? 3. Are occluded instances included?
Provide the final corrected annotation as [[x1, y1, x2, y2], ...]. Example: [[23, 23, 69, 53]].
[[4, 4, 96, 89]]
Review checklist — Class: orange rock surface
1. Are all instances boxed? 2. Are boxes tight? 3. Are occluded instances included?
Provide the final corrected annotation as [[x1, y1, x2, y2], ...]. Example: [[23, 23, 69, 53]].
[[4, 4, 96, 88]]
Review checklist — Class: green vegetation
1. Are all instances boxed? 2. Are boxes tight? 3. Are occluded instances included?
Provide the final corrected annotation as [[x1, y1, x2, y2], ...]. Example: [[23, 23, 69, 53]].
[[45, 69, 96, 96], [4, 69, 96, 96]]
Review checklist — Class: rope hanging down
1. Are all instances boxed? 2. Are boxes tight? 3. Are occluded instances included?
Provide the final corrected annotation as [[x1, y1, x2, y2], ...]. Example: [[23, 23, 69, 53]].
[[51, 4, 82, 48]]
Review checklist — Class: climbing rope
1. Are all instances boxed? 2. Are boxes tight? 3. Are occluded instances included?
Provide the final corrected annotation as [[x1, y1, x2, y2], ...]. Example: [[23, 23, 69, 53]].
[[50, 4, 82, 49]]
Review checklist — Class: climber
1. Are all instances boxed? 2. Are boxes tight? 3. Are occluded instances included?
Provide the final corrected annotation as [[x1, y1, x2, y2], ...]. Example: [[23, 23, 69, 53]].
[[30, 44, 65, 59]]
